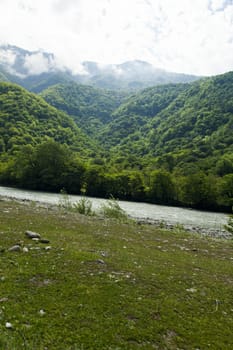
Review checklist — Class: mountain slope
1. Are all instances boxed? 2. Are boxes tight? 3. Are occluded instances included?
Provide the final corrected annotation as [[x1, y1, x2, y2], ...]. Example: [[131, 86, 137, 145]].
[[40, 82, 127, 135], [0, 82, 96, 156], [98, 83, 188, 148], [107, 72, 233, 172]]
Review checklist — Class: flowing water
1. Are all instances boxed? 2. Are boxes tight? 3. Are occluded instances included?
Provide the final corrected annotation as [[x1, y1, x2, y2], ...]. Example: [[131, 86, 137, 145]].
[[0, 185, 229, 232]]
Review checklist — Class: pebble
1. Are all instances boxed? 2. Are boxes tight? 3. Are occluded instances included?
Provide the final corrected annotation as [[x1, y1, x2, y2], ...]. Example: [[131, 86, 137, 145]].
[[22, 247, 29, 253], [40, 239, 50, 244]]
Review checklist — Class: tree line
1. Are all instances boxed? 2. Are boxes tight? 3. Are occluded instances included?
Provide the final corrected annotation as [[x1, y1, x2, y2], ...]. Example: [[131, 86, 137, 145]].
[[0, 140, 232, 212]]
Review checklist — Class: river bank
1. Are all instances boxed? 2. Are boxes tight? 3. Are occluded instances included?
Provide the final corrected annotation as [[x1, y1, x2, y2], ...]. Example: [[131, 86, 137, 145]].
[[1, 194, 231, 239]]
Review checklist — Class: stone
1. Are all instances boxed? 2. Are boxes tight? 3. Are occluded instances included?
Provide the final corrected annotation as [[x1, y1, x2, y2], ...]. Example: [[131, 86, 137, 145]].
[[25, 231, 41, 239], [5, 322, 13, 329], [40, 239, 50, 244], [8, 245, 21, 252], [96, 259, 105, 265], [22, 247, 29, 253]]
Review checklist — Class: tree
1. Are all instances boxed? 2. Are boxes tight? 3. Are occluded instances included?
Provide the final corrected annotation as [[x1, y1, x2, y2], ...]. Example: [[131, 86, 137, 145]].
[[180, 172, 217, 209], [148, 170, 175, 204], [218, 174, 233, 208]]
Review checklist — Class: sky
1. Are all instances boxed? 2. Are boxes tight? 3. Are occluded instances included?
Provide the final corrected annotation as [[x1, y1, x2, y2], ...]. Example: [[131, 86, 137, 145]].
[[0, 0, 233, 76]]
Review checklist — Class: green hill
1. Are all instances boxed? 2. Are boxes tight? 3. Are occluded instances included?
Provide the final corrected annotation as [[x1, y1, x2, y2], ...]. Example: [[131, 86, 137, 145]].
[[99, 83, 188, 148], [0, 82, 96, 154], [40, 82, 127, 135], [0, 82, 103, 192], [105, 72, 233, 173]]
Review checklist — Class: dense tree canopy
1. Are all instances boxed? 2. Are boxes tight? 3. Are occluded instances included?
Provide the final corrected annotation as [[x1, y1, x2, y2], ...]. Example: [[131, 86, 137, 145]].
[[0, 72, 232, 212]]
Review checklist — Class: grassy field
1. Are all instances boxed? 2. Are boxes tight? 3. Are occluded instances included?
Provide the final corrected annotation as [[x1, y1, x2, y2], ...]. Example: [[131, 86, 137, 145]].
[[0, 199, 232, 349]]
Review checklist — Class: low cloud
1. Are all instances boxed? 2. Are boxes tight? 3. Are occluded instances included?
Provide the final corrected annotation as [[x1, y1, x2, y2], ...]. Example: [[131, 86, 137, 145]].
[[23, 52, 53, 75], [0, 48, 16, 66]]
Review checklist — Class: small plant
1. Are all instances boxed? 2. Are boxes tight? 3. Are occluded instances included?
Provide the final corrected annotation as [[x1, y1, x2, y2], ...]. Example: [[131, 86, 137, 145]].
[[224, 214, 233, 235], [174, 223, 186, 232], [73, 197, 94, 216], [99, 197, 128, 221], [58, 188, 73, 211]]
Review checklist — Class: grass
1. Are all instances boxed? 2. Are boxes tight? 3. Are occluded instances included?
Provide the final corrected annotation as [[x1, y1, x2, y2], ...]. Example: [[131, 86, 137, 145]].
[[0, 199, 233, 349]]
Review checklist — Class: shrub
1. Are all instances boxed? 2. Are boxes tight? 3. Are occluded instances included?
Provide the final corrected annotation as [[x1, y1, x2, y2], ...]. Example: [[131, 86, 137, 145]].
[[73, 197, 94, 216], [99, 197, 128, 220]]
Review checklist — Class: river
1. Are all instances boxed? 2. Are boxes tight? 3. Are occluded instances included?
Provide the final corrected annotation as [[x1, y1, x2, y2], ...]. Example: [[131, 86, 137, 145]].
[[0, 185, 229, 234]]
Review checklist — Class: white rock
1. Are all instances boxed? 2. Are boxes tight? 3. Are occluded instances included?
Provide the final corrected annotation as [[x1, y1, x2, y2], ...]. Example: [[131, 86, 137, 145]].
[[25, 231, 41, 239], [8, 245, 21, 252], [23, 247, 29, 253], [39, 309, 46, 316], [186, 288, 197, 293], [5, 322, 13, 329]]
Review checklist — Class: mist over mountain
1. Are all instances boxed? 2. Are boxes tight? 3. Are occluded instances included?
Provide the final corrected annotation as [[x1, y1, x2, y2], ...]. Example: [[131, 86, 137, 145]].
[[0, 45, 201, 91]]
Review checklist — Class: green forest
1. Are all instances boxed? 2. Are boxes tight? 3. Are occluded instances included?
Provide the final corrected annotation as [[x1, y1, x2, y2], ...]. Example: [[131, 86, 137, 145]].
[[0, 71, 232, 212]]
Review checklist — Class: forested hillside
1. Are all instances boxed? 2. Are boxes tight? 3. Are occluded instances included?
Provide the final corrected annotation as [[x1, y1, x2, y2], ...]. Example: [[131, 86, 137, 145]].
[[0, 82, 105, 192], [40, 83, 127, 135], [0, 72, 232, 212], [107, 72, 233, 171], [98, 83, 188, 148]]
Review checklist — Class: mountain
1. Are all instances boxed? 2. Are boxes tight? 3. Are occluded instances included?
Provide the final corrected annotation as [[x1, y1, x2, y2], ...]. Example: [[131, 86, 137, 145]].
[[0, 46, 232, 210], [105, 72, 233, 174], [98, 83, 189, 148], [40, 82, 127, 135], [0, 45, 201, 91], [0, 82, 96, 156], [38, 70, 233, 177], [79, 60, 201, 90]]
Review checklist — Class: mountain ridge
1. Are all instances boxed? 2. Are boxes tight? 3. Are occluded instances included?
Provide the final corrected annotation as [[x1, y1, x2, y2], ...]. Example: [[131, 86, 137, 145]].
[[0, 44, 201, 91]]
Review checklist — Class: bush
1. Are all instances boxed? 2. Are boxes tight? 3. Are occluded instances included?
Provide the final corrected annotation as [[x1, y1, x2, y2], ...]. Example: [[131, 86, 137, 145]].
[[99, 197, 128, 220], [73, 197, 94, 216]]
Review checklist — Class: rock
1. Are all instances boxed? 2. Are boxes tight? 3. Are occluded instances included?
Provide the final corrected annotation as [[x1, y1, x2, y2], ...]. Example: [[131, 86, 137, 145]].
[[22, 247, 29, 253], [96, 259, 105, 265], [5, 322, 13, 329], [45, 246, 51, 251], [40, 239, 50, 244], [32, 238, 40, 242], [8, 245, 21, 252], [0, 297, 8, 302], [25, 231, 41, 239]]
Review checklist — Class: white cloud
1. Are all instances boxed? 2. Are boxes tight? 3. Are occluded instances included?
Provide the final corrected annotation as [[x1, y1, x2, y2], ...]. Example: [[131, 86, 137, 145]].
[[0, 0, 233, 75], [0, 48, 16, 65], [23, 53, 52, 75]]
